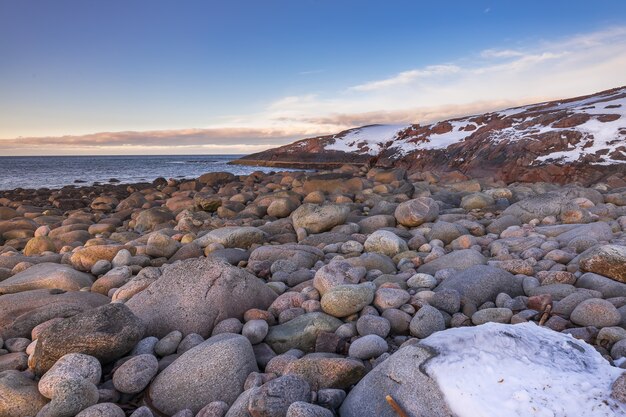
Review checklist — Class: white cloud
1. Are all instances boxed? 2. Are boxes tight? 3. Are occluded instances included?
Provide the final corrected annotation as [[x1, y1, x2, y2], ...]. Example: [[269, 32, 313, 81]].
[[349, 65, 461, 91]]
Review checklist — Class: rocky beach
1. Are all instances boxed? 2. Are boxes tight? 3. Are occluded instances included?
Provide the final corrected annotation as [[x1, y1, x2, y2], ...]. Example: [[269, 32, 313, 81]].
[[0, 163, 626, 417]]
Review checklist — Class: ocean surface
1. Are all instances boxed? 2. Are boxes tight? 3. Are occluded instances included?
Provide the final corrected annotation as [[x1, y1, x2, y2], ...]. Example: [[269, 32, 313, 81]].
[[0, 155, 283, 191]]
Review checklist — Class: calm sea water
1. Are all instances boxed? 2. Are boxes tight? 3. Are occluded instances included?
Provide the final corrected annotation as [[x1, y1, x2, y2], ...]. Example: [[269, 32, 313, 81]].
[[0, 155, 279, 191]]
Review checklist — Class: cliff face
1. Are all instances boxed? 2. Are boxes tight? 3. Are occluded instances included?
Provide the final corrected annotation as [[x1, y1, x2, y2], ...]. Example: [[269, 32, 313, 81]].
[[232, 87, 626, 184]]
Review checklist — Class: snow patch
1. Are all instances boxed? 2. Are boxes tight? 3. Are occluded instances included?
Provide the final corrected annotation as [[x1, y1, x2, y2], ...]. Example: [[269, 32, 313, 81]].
[[325, 124, 410, 155], [421, 322, 625, 417]]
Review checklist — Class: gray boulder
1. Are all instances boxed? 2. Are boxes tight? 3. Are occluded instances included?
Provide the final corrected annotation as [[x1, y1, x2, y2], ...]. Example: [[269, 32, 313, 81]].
[[265, 313, 343, 354], [292, 204, 350, 234], [418, 249, 486, 275], [127, 258, 276, 338], [195, 226, 266, 249], [434, 265, 524, 306], [148, 334, 258, 415]]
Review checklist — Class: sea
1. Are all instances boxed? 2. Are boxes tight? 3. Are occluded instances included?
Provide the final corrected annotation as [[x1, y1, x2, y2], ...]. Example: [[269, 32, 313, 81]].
[[0, 155, 284, 191]]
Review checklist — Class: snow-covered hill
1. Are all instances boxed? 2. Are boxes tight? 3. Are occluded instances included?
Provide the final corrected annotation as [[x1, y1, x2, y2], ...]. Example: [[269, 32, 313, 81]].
[[233, 87, 626, 184]]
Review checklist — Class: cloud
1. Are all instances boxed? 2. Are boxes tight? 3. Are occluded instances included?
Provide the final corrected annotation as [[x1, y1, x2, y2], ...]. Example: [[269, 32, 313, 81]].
[[0, 127, 306, 156], [480, 49, 524, 58], [349, 65, 461, 91]]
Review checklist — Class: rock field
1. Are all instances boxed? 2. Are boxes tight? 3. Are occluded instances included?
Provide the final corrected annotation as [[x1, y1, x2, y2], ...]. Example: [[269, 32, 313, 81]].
[[1, 165, 626, 416]]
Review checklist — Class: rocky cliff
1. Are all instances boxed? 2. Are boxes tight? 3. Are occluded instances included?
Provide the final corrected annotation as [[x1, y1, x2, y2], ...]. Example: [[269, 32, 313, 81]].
[[232, 87, 626, 184]]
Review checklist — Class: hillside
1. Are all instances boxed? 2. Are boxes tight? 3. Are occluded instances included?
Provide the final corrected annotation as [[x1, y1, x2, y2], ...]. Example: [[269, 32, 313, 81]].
[[232, 87, 626, 184]]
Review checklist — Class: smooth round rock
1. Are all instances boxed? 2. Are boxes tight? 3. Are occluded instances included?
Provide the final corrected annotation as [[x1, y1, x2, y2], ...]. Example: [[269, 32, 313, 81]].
[[113, 354, 158, 394], [348, 335, 388, 360], [570, 298, 621, 328]]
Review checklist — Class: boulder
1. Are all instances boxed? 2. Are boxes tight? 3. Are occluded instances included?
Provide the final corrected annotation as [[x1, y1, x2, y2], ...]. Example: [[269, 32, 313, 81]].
[[70, 245, 131, 272], [364, 230, 408, 257], [126, 258, 276, 338], [579, 245, 626, 283], [247, 245, 324, 275], [418, 249, 487, 275], [31, 303, 145, 375], [283, 356, 366, 390], [0, 370, 48, 417], [0, 289, 109, 339], [195, 226, 266, 249], [148, 334, 257, 415], [265, 313, 343, 354], [394, 197, 439, 227], [0, 263, 93, 295], [434, 265, 524, 306], [292, 204, 350, 234]]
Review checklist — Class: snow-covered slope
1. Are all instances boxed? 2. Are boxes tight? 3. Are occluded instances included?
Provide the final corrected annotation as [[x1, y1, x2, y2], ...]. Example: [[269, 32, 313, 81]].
[[324, 87, 625, 165], [234, 87, 626, 184]]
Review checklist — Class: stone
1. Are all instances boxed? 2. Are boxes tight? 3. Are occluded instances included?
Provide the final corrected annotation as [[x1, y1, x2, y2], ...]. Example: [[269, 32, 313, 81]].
[[348, 334, 388, 359], [75, 403, 126, 417], [570, 298, 621, 328], [364, 230, 408, 257], [31, 303, 145, 375], [576, 272, 626, 298], [199, 172, 236, 186], [409, 305, 445, 338], [0, 289, 109, 339], [196, 401, 230, 417], [148, 334, 258, 415], [460, 193, 495, 210], [113, 354, 158, 394], [417, 249, 487, 275], [394, 197, 439, 227], [155, 331, 183, 356], [0, 262, 93, 295], [0, 370, 48, 417], [248, 245, 324, 275], [579, 245, 626, 283], [283, 356, 366, 390], [320, 284, 375, 318], [70, 245, 130, 272], [146, 233, 181, 258], [23, 236, 56, 256], [374, 287, 411, 310], [356, 315, 391, 338], [287, 402, 333, 417], [37, 376, 99, 417], [195, 227, 266, 249], [434, 265, 524, 306], [471, 308, 513, 325], [339, 343, 452, 417], [248, 375, 311, 417], [243, 320, 269, 345], [0, 353, 28, 372], [134, 208, 175, 233], [312, 261, 364, 296], [265, 313, 343, 354], [126, 258, 276, 338], [292, 204, 350, 234], [502, 193, 568, 223], [427, 221, 468, 244]]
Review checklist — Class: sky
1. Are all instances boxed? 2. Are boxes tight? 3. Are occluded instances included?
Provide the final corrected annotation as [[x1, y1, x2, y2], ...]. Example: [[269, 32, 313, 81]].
[[1, 0, 626, 155]]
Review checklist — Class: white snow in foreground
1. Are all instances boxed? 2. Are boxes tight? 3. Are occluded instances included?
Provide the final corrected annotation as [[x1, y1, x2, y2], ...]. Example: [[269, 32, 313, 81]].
[[325, 124, 410, 155], [421, 322, 626, 417]]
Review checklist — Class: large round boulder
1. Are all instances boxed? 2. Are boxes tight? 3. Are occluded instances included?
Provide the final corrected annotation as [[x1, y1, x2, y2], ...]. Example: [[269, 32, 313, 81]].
[[148, 333, 257, 415], [31, 303, 145, 375], [126, 258, 277, 338]]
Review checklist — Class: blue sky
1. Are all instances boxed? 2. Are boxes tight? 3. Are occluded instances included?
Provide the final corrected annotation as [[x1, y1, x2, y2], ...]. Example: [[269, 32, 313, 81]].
[[1, 0, 625, 155]]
